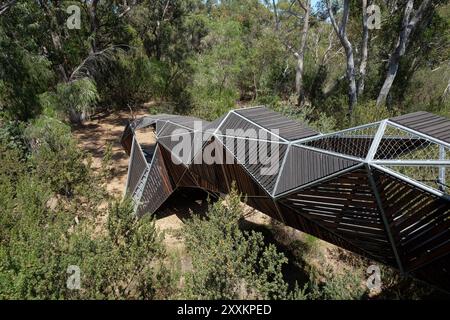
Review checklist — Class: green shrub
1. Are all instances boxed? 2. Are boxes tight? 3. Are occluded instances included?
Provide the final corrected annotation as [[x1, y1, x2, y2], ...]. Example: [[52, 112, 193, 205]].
[[320, 269, 366, 300], [351, 101, 395, 126], [306, 264, 367, 300], [0, 31, 54, 121], [63, 198, 172, 299], [186, 19, 245, 120], [189, 87, 238, 121], [0, 124, 174, 299], [273, 98, 337, 133], [0, 191, 172, 299], [0, 173, 70, 299], [95, 51, 167, 109], [182, 187, 290, 299], [24, 116, 89, 196], [39, 78, 99, 124], [0, 120, 28, 157]]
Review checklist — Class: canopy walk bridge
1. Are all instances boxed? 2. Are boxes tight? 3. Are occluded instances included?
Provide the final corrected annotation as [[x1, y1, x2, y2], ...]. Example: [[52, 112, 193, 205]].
[[121, 106, 450, 292]]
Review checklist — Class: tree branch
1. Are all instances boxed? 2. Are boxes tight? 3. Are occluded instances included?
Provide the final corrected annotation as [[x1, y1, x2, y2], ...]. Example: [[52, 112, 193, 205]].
[[326, 0, 340, 37], [376, 0, 433, 106], [272, 0, 280, 30], [0, 0, 17, 16], [296, 0, 307, 12]]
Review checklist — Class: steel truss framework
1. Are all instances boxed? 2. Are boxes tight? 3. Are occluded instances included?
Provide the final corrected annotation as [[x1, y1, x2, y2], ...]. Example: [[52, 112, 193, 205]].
[[121, 107, 450, 292]]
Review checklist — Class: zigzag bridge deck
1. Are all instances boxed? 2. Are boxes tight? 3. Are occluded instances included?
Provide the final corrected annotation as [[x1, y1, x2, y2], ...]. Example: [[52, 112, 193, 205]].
[[121, 106, 450, 292]]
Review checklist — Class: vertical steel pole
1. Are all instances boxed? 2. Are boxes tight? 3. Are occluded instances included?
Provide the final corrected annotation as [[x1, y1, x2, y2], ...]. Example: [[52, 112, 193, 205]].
[[439, 145, 446, 192], [366, 164, 405, 274]]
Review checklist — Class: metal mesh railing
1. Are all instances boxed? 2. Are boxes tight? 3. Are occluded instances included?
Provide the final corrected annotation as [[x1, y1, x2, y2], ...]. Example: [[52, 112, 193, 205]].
[[375, 125, 450, 160], [301, 124, 380, 159], [383, 165, 449, 193]]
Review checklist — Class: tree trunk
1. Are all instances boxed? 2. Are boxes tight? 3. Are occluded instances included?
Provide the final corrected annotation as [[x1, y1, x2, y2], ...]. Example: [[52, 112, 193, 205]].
[[40, 0, 69, 82], [376, 0, 432, 107], [0, 0, 17, 16], [377, 53, 401, 107], [358, 0, 369, 96], [295, 0, 310, 106], [346, 48, 358, 113], [154, 0, 171, 61], [272, 0, 280, 31], [295, 55, 305, 106], [89, 0, 100, 54], [69, 108, 86, 125], [327, 0, 357, 115]]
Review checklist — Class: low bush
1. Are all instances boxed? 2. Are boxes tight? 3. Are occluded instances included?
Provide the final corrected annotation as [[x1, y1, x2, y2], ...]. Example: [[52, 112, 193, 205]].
[[0, 123, 175, 299], [182, 187, 291, 299]]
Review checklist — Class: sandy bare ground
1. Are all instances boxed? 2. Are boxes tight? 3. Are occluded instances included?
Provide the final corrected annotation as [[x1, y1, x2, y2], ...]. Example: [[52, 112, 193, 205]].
[[72, 109, 145, 195]]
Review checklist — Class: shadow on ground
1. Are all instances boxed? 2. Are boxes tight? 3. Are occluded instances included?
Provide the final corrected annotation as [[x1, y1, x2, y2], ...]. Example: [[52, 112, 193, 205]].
[[154, 188, 311, 290], [156, 188, 212, 222]]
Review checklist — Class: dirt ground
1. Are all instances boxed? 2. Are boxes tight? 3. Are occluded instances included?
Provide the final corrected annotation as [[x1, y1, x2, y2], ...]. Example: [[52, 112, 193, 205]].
[[72, 109, 144, 195]]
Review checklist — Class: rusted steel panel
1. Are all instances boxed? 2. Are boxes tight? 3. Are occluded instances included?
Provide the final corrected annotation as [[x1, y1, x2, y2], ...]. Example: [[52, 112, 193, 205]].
[[136, 146, 174, 217], [126, 137, 148, 195], [217, 111, 280, 140], [245, 197, 281, 221], [159, 144, 190, 186], [223, 137, 288, 194], [120, 122, 134, 155], [277, 202, 371, 258], [372, 169, 450, 271], [190, 140, 230, 194]]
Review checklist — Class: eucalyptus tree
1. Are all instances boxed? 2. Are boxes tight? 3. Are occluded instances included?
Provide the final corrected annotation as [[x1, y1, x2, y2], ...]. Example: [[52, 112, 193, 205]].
[[271, 0, 312, 106], [376, 0, 435, 106], [326, 0, 357, 115]]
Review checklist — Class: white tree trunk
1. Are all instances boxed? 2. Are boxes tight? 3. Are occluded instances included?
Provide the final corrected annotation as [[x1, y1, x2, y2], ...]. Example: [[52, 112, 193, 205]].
[[69, 108, 86, 125], [346, 48, 358, 113], [376, 0, 432, 107], [358, 0, 369, 96], [327, 0, 357, 115], [0, 0, 17, 16], [272, 0, 311, 106], [295, 0, 310, 106]]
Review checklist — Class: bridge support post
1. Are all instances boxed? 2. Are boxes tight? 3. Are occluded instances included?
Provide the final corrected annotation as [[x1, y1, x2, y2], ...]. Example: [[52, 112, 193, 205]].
[[366, 164, 405, 275]]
